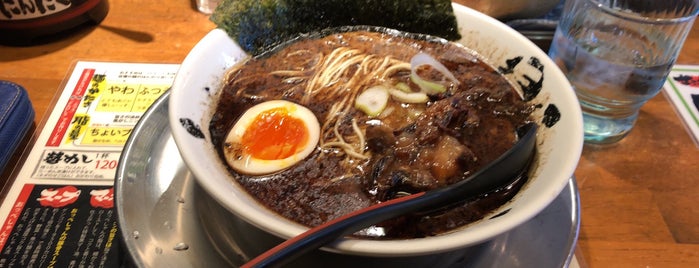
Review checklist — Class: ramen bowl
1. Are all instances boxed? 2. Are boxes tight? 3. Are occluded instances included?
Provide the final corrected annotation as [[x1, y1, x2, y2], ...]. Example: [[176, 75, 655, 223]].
[[168, 3, 583, 265]]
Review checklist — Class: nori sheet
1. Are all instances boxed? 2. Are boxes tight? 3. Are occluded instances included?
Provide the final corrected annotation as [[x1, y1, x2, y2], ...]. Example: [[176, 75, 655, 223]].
[[210, 0, 461, 55]]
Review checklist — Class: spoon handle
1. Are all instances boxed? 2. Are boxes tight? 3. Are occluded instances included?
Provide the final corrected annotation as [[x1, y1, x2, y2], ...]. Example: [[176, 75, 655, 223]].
[[243, 123, 538, 268], [242, 191, 430, 268]]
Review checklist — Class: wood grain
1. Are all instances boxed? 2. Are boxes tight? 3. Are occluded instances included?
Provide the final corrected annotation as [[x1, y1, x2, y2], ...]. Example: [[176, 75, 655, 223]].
[[1, 1, 698, 267]]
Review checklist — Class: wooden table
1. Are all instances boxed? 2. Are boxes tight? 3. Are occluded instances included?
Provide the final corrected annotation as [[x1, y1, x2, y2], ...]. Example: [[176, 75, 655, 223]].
[[1, 1, 698, 267]]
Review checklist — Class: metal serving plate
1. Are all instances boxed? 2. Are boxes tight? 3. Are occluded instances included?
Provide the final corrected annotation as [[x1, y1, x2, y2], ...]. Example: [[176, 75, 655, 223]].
[[115, 91, 580, 267]]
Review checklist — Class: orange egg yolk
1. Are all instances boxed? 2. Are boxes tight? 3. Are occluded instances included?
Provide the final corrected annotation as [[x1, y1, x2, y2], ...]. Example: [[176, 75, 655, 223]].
[[241, 107, 310, 160]]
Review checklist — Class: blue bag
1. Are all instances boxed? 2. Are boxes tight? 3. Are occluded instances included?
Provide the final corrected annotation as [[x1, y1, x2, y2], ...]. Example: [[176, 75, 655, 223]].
[[0, 80, 35, 174]]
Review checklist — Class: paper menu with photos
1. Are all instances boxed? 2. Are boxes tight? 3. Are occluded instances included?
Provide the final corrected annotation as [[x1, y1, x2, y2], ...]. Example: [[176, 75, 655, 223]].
[[663, 64, 699, 147], [0, 61, 179, 267]]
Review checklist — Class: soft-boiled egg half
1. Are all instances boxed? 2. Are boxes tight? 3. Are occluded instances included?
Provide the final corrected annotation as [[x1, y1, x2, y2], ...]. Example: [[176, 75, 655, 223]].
[[223, 100, 321, 175]]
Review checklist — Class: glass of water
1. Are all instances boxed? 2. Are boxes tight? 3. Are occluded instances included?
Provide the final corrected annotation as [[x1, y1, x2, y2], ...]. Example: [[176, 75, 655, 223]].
[[196, 0, 221, 14], [549, 0, 699, 144]]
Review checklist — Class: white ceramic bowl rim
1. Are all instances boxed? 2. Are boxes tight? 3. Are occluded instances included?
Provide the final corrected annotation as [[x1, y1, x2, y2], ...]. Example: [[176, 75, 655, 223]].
[[168, 3, 584, 256]]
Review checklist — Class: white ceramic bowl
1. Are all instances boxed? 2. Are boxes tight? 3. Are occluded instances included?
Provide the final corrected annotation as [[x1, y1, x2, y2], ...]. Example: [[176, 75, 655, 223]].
[[168, 3, 583, 258]]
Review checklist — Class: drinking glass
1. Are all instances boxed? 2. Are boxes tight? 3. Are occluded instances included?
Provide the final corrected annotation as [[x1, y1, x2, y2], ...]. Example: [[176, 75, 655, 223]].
[[548, 0, 699, 144], [196, 0, 221, 14]]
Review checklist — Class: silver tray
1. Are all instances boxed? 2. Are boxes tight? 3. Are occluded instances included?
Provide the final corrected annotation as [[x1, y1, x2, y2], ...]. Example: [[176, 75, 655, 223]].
[[115, 92, 580, 267]]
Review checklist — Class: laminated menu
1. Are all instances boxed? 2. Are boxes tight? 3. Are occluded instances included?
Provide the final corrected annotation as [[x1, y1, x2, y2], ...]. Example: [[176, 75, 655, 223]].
[[663, 64, 699, 147], [0, 61, 179, 267]]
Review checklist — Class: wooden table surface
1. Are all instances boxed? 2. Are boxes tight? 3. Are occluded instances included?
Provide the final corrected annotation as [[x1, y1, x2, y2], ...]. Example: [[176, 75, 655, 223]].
[[2, 1, 698, 267]]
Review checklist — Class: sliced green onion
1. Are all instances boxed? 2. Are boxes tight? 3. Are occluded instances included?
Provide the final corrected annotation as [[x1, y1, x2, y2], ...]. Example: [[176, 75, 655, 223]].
[[355, 85, 389, 117], [387, 87, 429, 103], [410, 52, 460, 95], [394, 82, 412, 93], [410, 76, 446, 94]]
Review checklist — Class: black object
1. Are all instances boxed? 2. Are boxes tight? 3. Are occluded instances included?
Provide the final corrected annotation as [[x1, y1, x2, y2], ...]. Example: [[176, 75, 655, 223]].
[[505, 0, 564, 52], [506, 19, 557, 52], [692, 94, 699, 112], [0, 0, 109, 46], [0, 81, 34, 174]]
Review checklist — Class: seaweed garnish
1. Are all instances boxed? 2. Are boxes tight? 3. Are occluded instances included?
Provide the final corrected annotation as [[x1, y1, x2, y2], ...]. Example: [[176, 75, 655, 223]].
[[211, 0, 461, 55]]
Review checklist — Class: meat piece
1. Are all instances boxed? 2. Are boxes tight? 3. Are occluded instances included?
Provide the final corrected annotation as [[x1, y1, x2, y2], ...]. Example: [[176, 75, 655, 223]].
[[429, 135, 474, 182], [394, 130, 419, 159], [366, 124, 396, 154]]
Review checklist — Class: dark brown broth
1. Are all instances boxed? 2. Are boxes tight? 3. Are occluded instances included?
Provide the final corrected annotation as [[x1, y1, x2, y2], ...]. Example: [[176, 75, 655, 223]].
[[209, 30, 535, 239]]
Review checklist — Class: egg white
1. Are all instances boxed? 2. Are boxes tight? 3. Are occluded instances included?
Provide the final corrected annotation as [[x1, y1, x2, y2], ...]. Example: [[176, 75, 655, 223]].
[[223, 100, 320, 175]]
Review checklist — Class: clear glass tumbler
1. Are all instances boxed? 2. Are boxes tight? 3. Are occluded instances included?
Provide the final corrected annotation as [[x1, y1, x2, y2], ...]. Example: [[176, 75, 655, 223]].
[[548, 0, 699, 144], [196, 0, 221, 14]]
